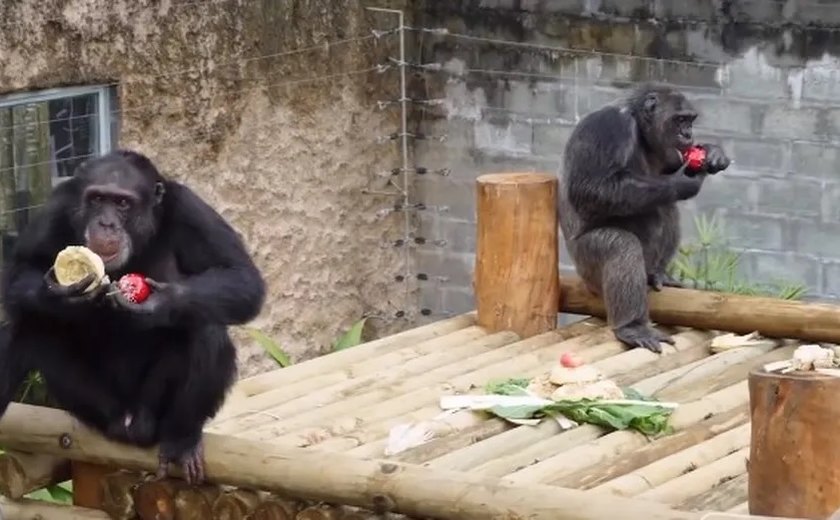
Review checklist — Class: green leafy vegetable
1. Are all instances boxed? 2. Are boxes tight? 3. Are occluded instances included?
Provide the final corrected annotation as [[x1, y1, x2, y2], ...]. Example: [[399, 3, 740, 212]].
[[484, 384, 675, 437], [484, 377, 530, 396]]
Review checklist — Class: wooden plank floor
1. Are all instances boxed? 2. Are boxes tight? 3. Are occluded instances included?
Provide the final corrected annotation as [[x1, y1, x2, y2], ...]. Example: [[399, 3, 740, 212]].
[[208, 312, 794, 514]]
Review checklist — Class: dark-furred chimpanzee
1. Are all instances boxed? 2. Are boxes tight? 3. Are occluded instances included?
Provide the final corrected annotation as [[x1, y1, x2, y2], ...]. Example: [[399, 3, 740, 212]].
[[0, 149, 266, 483], [558, 83, 730, 352]]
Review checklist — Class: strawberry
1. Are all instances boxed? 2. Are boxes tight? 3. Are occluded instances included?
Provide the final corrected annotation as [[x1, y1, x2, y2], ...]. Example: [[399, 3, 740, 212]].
[[117, 273, 151, 303], [559, 352, 583, 368], [683, 146, 706, 171]]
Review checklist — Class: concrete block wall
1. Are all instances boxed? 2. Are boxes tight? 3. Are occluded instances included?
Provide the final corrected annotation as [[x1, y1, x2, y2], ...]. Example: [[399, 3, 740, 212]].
[[411, 1, 840, 320]]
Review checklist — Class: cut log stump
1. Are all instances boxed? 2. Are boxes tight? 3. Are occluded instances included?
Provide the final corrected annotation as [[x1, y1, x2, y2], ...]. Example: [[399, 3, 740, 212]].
[[748, 367, 840, 519], [474, 172, 559, 339]]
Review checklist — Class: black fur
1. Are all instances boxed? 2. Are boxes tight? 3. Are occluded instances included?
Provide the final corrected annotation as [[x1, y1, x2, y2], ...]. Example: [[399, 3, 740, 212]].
[[558, 84, 730, 352], [0, 149, 266, 483]]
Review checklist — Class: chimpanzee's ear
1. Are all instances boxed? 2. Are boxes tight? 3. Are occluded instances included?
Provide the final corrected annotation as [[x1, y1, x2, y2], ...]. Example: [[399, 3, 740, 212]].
[[154, 182, 166, 205]]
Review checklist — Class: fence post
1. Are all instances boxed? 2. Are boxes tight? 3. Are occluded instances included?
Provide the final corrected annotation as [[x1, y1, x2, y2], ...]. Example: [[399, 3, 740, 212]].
[[474, 172, 559, 338]]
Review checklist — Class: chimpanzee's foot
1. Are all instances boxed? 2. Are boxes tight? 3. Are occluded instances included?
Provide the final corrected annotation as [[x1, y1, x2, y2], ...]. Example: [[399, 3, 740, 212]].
[[647, 272, 684, 291], [614, 323, 674, 353], [156, 440, 205, 484]]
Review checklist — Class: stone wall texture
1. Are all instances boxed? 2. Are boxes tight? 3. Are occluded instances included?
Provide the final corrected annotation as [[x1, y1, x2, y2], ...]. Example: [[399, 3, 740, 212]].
[[410, 0, 840, 324]]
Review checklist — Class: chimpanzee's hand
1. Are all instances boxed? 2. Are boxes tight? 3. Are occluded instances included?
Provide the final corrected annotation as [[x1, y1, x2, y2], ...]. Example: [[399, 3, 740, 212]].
[[698, 144, 731, 175], [42, 267, 107, 306], [672, 169, 706, 201], [109, 277, 183, 324]]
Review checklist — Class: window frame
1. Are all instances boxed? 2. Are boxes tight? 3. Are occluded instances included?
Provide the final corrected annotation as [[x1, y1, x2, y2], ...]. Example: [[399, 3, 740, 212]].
[[0, 84, 114, 157]]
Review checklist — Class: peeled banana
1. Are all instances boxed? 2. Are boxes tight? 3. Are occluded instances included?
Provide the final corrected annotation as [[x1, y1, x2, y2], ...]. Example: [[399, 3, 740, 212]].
[[53, 246, 109, 292]]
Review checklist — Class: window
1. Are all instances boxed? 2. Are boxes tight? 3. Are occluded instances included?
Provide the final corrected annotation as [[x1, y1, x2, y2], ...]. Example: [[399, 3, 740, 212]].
[[0, 85, 118, 263]]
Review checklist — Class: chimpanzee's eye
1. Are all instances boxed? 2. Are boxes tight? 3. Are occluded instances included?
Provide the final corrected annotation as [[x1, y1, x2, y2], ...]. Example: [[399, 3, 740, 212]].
[[117, 197, 130, 210]]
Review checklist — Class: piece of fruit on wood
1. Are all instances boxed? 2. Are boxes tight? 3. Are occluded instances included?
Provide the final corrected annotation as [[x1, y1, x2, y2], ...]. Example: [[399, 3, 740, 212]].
[[53, 245, 108, 292]]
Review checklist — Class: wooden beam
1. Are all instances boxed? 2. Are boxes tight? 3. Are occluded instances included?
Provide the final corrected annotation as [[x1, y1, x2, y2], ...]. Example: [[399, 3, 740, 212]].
[[475, 173, 559, 338], [748, 368, 840, 518], [0, 450, 70, 498], [559, 276, 840, 343], [0, 497, 109, 519], [0, 403, 712, 520]]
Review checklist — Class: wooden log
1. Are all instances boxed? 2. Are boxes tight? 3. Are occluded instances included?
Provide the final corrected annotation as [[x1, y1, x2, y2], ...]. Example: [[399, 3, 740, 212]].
[[474, 172, 559, 338], [234, 312, 476, 397], [0, 496, 110, 519], [212, 488, 262, 519], [251, 496, 301, 520], [101, 470, 144, 520], [133, 478, 220, 520], [0, 450, 70, 498], [71, 460, 115, 510], [560, 275, 840, 343], [0, 403, 711, 520], [295, 504, 343, 520], [748, 368, 840, 518]]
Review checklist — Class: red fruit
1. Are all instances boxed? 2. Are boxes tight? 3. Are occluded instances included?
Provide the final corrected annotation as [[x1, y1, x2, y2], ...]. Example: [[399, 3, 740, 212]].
[[118, 273, 151, 303], [683, 146, 706, 170], [559, 352, 583, 368]]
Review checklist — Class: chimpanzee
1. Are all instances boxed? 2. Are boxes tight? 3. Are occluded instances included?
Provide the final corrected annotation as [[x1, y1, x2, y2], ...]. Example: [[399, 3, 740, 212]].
[[0, 149, 266, 483], [558, 83, 730, 353]]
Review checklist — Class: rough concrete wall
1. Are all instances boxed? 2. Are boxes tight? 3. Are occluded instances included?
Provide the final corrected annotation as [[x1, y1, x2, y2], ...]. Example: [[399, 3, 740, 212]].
[[412, 0, 840, 323], [0, 0, 416, 375]]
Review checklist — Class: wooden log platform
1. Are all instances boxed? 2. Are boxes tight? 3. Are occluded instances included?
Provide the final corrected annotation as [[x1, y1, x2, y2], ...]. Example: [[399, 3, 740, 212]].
[[0, 172, 827, 519]]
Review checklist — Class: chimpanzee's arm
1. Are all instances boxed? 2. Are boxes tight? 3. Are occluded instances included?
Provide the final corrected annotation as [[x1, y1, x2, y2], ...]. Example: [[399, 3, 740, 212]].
[[163, 182, 266, 326], [0, 181, 98, 322], [563, 106, 704, 219]]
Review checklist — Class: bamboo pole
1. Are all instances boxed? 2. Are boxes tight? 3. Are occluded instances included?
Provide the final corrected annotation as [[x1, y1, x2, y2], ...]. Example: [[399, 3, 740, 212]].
[[0, 403, 710, 520], [344, 326, 618, 463], [504, 382, 748, 485], [748, 368, 840, 518], [679, 472, 748, 513], [429, 329, 714, 473], [237, 331, 520, 442], [559, 276, 840, 343], [296, 324, 619, 452], [234, 312, 476, 397], [458, 341, 754, 478], [587, 417, 750, 494], [475, 173, 559, 338], [211, 327, 500, 433], [0, 497, 110, 519], [0, 450, 70, 498], [637, 446, 749, 504]]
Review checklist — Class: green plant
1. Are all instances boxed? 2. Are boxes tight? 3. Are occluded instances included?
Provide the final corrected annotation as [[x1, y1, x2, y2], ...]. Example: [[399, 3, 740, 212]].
[[668, 213, 807, 300], [247, 317, 370, 368], [243, 327, 292, 367]]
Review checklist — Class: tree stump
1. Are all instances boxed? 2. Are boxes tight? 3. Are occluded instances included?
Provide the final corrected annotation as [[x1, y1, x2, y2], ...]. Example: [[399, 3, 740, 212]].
[[748, 368, 840, 519], [474, 172, 559, 339]]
